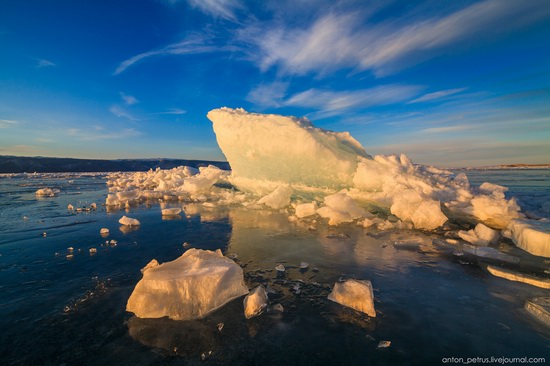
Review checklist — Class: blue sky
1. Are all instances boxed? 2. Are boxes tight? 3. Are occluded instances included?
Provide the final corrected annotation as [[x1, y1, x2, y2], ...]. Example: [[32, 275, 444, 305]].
[[1, 0, 549, 167]]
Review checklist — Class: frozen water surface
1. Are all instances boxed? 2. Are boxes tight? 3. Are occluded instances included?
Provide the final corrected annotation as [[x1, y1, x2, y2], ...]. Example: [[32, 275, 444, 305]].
[[0, 171, 549, 365]]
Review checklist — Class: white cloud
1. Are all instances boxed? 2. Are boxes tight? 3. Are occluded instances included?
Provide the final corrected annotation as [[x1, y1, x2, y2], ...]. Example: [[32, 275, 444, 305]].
[[109, 105, 140, 121], [187, 0, 243, 21], [155, 108, 187, 115], [120, 92, 139, 105], [36, 59, 56, 68], [284, 84, 422, 115], [239, 0, 550, 77], [114, 34, 234, 75], [408, 88, 467, 104], [246, 81, 288, 108], [0, 119, 21, 128]]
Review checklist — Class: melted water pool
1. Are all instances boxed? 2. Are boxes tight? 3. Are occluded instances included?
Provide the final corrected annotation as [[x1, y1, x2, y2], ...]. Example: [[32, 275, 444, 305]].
[[0, 171, 548, 365]]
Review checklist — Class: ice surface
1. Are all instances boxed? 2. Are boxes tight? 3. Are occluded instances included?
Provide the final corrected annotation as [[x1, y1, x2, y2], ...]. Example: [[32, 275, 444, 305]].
[[243, 285, 268, 319], [127, 249, 248, 320], [119, 216, 140, 226], [461, 245, 519, 264], [316, 192, 365, 226], [487, 265, 550, 289], [328, 279, 376, 317], [506, 219, 550, 258], [458, 223, 500, 246]]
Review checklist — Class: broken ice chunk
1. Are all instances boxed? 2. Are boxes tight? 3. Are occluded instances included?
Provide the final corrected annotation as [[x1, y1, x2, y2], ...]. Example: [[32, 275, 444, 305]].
[[161, 208, 182, 216], [67, 204, 74, 210], [275, 264, 285, 272], [244, 285, 268, 319], [487, 265, 550, 289], [458, 223, 500, 246], [328, 279, 376, 317], [393, 238, 423, 250], [299, 262, 309, 269], [100, 228, 109, 235], [127, 249, 248, 320], [377, 341, 391, 349], [524, 297, 550, 328], [119, 216, 140, 226], [461, 245, 519, 264], [507, 219, 550, 258], [258, 185, 293, 209], [35, 188, 59, 196], [295, 202, 318, 218]]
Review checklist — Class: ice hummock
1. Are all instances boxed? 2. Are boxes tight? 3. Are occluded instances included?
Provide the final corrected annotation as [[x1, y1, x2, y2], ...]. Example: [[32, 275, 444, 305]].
[[104, 108, 548, 258], [126, 249, 249, 320]]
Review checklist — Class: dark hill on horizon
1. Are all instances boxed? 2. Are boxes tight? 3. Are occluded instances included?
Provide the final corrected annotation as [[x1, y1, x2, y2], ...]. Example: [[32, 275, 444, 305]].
[[0, 155, 230, 173]]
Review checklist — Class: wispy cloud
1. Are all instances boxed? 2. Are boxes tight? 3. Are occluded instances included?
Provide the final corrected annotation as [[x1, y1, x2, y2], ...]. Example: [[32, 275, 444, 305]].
[[154, 108, 187, 115], [120, 92, 139, 105], [238, 0, 550, 77], [283, 84, 422, 116], [0, 119, 21, 128], [62, 126, 141, 141], [109, 105, 140, 121], [408, 88, 467, 104], [421, 125, 471, 134], [246, 81, 288, 108], [114, 34, 234, 75], [187, 0, 243, 21], [36, 58, 56, 68]]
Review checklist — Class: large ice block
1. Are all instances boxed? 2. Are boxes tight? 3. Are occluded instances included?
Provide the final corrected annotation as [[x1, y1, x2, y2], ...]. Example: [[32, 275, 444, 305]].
[[207, 107, 369, 193], [126, 249, 249, 320]]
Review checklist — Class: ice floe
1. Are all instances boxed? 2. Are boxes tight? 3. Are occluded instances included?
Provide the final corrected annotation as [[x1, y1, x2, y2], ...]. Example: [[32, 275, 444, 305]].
[[243, 285, 268, 319], [328, 279, 376, 317], [506, 219, 550, 258], [127, 249, 248, 320], [35, 188, 59, 196], [119, 216, 140, 226]]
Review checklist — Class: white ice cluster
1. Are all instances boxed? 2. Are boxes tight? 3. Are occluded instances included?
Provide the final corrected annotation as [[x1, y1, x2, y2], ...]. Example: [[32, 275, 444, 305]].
[[105, 108, 548, 258]]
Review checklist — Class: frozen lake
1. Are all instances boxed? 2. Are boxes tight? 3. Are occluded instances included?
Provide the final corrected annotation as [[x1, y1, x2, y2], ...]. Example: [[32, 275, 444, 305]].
[[0, 170, 548, 365]]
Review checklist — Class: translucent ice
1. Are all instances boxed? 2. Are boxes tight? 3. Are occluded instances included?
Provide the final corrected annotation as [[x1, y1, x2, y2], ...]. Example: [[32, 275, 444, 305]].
[[35, 188, 59, 196], [119, 216, 140, 226], [258, 185, 293, 209], [127, 249, 248, 320], [328, 279, 376, 317], [487, 265, 550, 289], [161, 208, 182, 216], [458, 223, 500, 246], [243, 285, 268, 319], [506, 219, 550, 258], [207, 107, 369, 193], [295, 202, 318, 218]]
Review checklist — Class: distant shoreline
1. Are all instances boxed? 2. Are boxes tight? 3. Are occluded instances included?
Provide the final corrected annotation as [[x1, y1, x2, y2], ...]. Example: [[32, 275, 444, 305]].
[[0, 155, 230, 174], [454, 164, 550, 171]]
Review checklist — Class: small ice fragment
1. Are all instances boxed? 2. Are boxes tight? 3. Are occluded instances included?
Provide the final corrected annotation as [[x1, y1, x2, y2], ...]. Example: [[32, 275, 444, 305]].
[[328, 279, 376, 317], [258, 185, 293, 209], [272, 303, 284, 312], [365, 334, 376, 342], [66, 254, 74, 259], [299, 262, 309, 269], [458, 223, 500, 246], [119, 215, 140, 226], [217, 323, 224, 331], [100, 228, 109, 235], [377, 341, 391, 349], [295, 202, 318, 218], [43, 232, 47, 237], [201, 351, 212, 361], [161, 208, 181, 216], [244, 285, 268, 319], [67, 247, 74, 252], [487, 265, 550, 289], [183, 242, 191, 248], [23, 216, 28, 220], [524, 297, 550, 327], [275, 264, 285, 272], [35, 188, 59, 196], [90, 203, 97, 210], [67, 204, 74, 210], [393, 238, 423, 250], [89, 248, 97, 254]]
